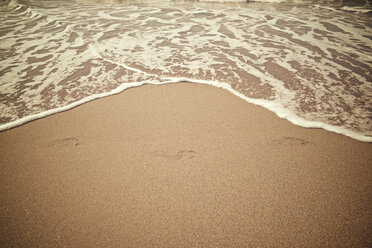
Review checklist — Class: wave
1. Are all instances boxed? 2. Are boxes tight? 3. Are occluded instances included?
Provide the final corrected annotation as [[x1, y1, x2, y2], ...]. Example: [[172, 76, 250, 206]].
[[1, 0, 371, 142]]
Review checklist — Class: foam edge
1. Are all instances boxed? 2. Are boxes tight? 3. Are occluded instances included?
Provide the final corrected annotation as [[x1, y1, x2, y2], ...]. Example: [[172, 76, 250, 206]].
[[1, 78, 371, 143]]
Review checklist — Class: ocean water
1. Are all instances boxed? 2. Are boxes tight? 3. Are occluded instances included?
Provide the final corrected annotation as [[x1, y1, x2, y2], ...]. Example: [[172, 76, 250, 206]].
[[0, 0, 371, 141]]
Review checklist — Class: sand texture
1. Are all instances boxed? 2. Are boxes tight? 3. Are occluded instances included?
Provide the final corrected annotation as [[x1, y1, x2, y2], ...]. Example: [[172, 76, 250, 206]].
[[0, 83, 371, 247]]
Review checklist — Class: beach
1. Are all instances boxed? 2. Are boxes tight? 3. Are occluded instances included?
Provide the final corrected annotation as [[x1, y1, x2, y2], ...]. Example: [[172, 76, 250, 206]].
[[1, 0, 372, 246], [1, 83, 371, 247]]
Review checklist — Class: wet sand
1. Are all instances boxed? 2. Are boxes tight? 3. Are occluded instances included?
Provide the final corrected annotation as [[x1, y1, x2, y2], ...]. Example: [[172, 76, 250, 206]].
[[0, 83, 371, 247]]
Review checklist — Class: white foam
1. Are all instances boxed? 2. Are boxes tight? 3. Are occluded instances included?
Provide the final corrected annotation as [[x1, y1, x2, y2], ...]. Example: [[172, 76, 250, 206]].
[[247, 0, 286, 2], [0, 80, 149, 132], [162, 78, 372, 142], [341, 6, 372, 14], [89, 44, 152, 75], [313, 5, 338, 12]]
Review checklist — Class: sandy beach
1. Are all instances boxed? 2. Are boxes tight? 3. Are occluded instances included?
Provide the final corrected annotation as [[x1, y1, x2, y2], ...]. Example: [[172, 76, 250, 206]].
[[0, 83, 371, 247]]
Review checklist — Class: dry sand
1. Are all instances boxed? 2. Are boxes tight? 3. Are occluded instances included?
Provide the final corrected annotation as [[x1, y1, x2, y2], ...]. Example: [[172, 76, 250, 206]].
[[0, 83, 371, 247]]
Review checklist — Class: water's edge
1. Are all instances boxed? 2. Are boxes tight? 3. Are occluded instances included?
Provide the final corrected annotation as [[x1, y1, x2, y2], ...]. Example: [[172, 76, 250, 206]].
[[1, 79, 371, 142]]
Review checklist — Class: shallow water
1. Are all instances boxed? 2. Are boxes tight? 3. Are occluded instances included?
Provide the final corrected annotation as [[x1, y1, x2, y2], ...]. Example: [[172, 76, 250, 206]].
[[0, 0, 371, 141]]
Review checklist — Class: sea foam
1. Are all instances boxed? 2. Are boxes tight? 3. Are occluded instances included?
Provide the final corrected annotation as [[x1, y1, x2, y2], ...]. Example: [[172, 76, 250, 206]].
[[0, 0, 371, 142]]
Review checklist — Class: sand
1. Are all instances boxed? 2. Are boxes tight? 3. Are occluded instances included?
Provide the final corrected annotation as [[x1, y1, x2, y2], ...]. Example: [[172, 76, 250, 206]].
[[0, 83, 371, 247]]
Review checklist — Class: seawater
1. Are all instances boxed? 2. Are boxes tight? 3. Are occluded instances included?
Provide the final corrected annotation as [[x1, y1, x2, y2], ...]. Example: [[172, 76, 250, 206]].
[[0, 0, 371, 141]]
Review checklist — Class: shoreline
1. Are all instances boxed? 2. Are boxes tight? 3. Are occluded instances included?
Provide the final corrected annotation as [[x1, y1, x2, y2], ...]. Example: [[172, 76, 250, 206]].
[[1, 80, 371, 142], [1, 83, 371, 247]]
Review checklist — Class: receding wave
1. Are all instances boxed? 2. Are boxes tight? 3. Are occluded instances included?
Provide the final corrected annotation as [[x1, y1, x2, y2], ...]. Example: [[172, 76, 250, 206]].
[[0, 0, 371, 142]]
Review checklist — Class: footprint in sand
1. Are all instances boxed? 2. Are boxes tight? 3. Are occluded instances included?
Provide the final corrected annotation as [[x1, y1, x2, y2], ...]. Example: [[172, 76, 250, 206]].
[[49, 137, 81, 147], [152, 150, 196, 161], [174, 150, 197, 160], [272, 136, 309, 146]]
